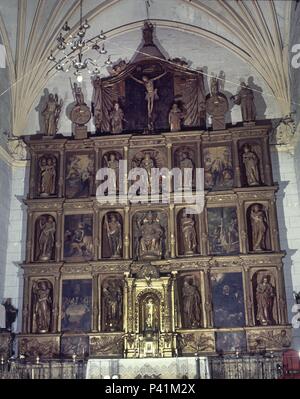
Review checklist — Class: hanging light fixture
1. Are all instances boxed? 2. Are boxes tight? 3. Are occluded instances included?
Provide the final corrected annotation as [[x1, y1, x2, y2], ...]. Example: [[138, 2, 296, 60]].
[[47, 0, 112, 81]]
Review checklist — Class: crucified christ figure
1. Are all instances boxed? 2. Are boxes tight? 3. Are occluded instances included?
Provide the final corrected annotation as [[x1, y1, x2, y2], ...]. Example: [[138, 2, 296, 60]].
[[130, 71, 167, 120]]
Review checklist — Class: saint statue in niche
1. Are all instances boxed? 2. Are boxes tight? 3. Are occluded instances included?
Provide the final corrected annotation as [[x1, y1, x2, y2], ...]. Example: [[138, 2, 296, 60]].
[[32, 280, 52, 333], [137, 211, 164, 260], [256, 275, 275, 326], [110, 102, 124, 134], [37, 215, 56, 261], [180, 212, 197, 255], [103, 152, 121, 192], [39, 156, 57, 196], [250, 204, 268, 251], [102, 280, 123, 331], [231, 82, 256, 122], [130, 71, 167, 127], [104, 213, 122, 258], [182, 278, 201, 329], [142, 296, 159, 332], [42, 93, 63, 136], [145, 298, 155, 330], [168, 103, 184, 132], [242, 144, 260, 186], [140, 152, 155, 192]]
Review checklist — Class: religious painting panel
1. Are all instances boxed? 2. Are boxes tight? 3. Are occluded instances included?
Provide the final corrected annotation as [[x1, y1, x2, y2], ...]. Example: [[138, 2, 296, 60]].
[[34, 214, 56, 262], [177, 332, 215, 355], [60, 335, 89, 358], [18, 336, 60, 359], [101, 277, 123, 332], [177, 273, 202, 329], [132, 210, 168, 260], [37, 153, 58, 197], [246, 203, 271, 252], [207, 207, 239, 255], [247, 328, 291, 352], [216, 332, 247, 354], [31, 279, 53, 334], [176, 209, 199, 256], [65, 152, 95, 198], [211, 272, 245, 328], [203, 146, 233, 190], [61, 279, 92, 333], [251, 270, 278, 326], [64, 214, 93, 261], [101, 212, 123, 259], [238, 140, 264, 187]]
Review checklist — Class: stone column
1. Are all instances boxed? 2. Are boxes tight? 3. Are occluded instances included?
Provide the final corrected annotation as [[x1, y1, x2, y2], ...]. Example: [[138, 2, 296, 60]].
[[171, 271, 177, 332], [243, 265, 253, 326], [93, 208, 100, 260], [269, 198, 280, 252], [26, 211, 33, 263]]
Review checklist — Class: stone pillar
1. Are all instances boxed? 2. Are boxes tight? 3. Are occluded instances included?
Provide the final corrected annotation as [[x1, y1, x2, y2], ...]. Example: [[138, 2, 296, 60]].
[[269, 198, 280, 252], [52, 274, 60, 333], [262, 136, 273, 185], [242, 265, 253, 326], [26, 212, 33, 263], [22, 275, 30, 333], [171, 271, 177, 332], [93, 208, 100, 260]]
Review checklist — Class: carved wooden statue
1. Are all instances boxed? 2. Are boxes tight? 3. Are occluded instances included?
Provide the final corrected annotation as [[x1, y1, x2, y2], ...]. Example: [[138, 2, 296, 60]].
[[105, 213, 122, 258], [102, 280, 123, 331], [103, 152, 121, 192], [232, 82, 256, 122], [180, 212, 197, 255], [256, 276, 275, 326], [250, 204, 268, 251], [168, 103, 184, 132], [137, 211, 163, 260], [42, 93, 63, 136], [37, 216, 56, 261], [110, 102, 124, 134], [32, 280, 52, 333], [242, 144, 260, 186], [39, 156, 57, 196], [182, 278, 201, 328]]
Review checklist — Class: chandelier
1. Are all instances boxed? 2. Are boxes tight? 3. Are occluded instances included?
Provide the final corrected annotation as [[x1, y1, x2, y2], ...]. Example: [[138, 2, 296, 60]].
[[47, 0, 112, 82]]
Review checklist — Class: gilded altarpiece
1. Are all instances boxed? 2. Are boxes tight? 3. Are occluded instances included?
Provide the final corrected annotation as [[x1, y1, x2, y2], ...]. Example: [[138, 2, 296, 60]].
[[17, 23, 291, 359]]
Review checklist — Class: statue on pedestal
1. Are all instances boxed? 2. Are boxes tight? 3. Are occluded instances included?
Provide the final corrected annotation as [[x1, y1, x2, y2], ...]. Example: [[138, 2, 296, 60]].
[[231, 82, 256, 123], [32, 280, 52, 333], [180, 212, 197, 255], [206, 72, 229, 130], [42, 93, 63, 136], [182, 278, 202, 328], [105, 213, 122, 258], [242, 144, 260, 186], [39, 156, 57, 196], [256, 276, 275, 326], [250, 204, 268, 251], [70, 82, 91, 139], [110, 102, 124, 134], [137, 211, 163, 260], [168, 103, 184, 132], [37, 216, 56, 261]]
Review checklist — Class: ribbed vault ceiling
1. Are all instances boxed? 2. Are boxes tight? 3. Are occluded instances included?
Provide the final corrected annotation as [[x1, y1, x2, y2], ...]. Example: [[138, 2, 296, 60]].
[[0, 0, 298, 134]]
